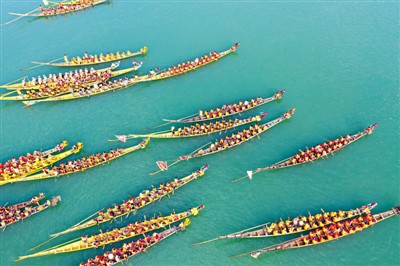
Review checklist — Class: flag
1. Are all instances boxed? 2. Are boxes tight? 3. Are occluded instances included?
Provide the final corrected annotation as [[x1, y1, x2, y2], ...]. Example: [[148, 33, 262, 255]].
[[43, 0, 49, 6], [115, 135, 127, 143], [247, 171, 253, 180], [156, 161, 168, 171]]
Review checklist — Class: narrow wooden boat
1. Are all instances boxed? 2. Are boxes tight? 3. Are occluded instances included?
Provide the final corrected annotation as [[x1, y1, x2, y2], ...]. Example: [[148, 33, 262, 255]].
[[16, 206, 204, 261], [235, 123, 378, 182], [0, 62, 131, 90], [32, 47, 147, 67], [0, 64, 141, 101], [135, 42, 240, 83], [49, 165, 208, 237], [152, 109, 295, 175], [113, 113, 267, 142], [1, 194, 61, 230], [193, 203, 377, 245], [1, 139, 149, 186], [1, 142, 83, 185], [21, 43, 239, 106], [1, 193, 45, 213], [9, 0, 108, 18], [233, 205, 400, 259], [80, 222, 190, 266], [163, 90, 285, 124]]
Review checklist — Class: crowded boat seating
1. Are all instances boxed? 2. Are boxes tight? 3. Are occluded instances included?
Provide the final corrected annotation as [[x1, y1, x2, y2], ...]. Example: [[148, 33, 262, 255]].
[[194, 109, 295, 158], [0, 143, 82, 184], [0, 62, 144, 101], [119, 115, 267, 140], [193, 203, 377, 246], [48, 165, 208, 237], [236, 123, 379, 182], [19, 62, 142, 106], [9, 139, 150, 184], [0, 141, 69, 181], [230, 206, 400, 259], [135, 43, 239, 83], [2, 65, 117, 90], [266, 123, 379, 170], [153, 109, 295, 175], [39, 0, 96, 16], [0, 194, 61, 230], [28, 47, 147, 67], [17, 70, 112, 100], [241, 203, 376, 238], [79, 223, 189, 266], [171, 116, 262, 137], [64, 46, 147, 65], [162, 90, 285, 124], [15, 207, 203, 261], [15, 44, 237, 106]]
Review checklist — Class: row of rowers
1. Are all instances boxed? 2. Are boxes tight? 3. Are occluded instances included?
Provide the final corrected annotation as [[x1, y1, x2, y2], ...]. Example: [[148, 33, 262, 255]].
[[302, 215, 376, 245], [80, 230, 169, 266], [39, 0, 94, 15], [164, 51, 221, 75], [73, 77, 131, 97], [20, 74, 123, 100], [93, 179, 184, 223], [265, 210, 354, 235], [0, 143, 71, 181], [81, 214, 181, 247], [205, 124, 267, 152], [63, 47, 147, 65], [21, 67, 112, 87], [285, 136, 355, 165], [42, 148, 125, 176], [196, 97, 268, 120], [1, 153, 53, 180], [170, 117, 256, 136], [0, 196, 47, 228]]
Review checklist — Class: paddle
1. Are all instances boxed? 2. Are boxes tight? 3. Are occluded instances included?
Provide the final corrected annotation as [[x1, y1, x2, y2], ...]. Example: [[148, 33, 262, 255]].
[[49, 209, 101, 237], [192, 223, 270, 246], [143, 113, 197, 132], [1, 7, 40, 26], [20, 57, 64, 71], [0, 76, 28, 89]]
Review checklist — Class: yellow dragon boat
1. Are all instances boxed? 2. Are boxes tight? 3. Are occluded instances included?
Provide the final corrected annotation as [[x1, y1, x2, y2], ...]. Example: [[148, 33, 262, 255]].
[[232, 205, 400, 259], [31, 46, 147, 67], [16, 206, 204, 261], [0, 142, 83, 185], [151, 109, 295, 175], [50, 165, 208, 237], [9, 0, 109, 19], [0, 64, 141, 101], [193, 203, 377, 245], [80, 222, 191, 266], [113, 113, 267, 141], [0, 63, 127, 90], [1, 139, 149, 186], [21, 43, 239, 106]]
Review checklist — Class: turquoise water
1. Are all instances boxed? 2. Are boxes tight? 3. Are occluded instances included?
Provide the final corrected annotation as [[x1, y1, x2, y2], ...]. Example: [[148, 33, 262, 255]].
[[0, 1, 399, 265]]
